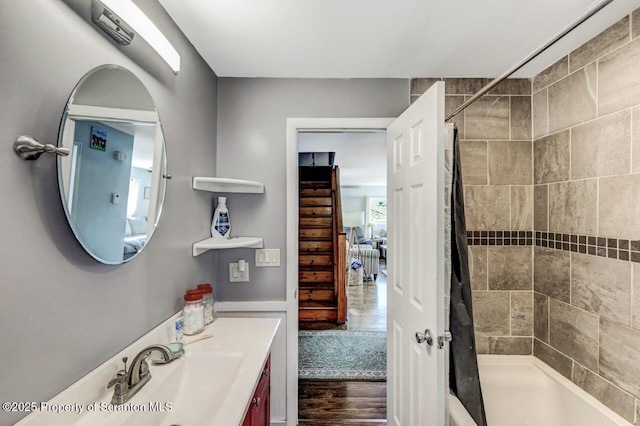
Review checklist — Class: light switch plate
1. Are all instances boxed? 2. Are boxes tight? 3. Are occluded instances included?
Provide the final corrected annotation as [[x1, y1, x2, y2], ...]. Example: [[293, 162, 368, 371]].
[[229, 262, 249, 282], [255, 249, 280, 267]]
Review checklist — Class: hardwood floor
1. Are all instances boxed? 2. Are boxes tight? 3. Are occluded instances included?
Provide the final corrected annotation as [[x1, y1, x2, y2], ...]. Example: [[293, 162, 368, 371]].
[[298, 381, 387, 425], [299, 272, 388, 424]]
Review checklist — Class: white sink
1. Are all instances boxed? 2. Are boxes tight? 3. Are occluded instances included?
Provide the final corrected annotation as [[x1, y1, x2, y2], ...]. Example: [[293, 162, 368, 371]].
[[73, 352, 244, 426], [17, 317, 279, 426]]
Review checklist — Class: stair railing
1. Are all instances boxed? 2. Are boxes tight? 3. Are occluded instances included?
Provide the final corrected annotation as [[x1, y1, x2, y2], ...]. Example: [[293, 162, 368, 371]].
[[332, 166, 347, 324]]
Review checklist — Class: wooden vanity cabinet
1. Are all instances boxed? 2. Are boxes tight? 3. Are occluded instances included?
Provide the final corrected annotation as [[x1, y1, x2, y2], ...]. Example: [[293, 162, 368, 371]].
[[242, 355, 270, 426]]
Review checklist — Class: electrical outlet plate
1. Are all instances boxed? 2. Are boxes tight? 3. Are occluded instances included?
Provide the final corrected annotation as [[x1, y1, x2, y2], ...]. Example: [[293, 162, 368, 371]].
[[229, 262, 249, 282], [255, 249, 280, 267]]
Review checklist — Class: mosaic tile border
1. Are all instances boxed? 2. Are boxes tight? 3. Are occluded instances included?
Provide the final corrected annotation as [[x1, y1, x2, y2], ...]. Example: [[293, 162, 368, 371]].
[[466, 230, 640, 263], [466, 230, 533, 247]]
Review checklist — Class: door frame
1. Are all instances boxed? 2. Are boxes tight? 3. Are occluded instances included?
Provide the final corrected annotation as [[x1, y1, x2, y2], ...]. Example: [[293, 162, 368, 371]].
[[285, 117, 394, 425]]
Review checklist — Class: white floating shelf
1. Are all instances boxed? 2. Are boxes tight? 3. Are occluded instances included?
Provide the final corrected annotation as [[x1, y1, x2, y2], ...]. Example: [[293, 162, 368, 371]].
[[193, 177, 264, 194], [192, 236, 264, 256]]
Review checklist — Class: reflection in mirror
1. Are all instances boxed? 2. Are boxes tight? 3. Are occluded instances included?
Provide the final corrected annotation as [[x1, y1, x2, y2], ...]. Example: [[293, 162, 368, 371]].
[[58, 65, 167, 264]]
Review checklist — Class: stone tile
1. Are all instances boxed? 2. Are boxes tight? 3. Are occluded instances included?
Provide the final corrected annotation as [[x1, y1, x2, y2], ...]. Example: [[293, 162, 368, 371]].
[[634, 8, 640, 39], [572, 362, 636, 423], [475, 336, 489, 354], [532, 89, 548, 139], [465, 96, 510, 140], [570, 17, 630, 72], [571, 110, 631, 180], [487, 337, 532, 355], [534, 292, 549, 342], [549, 298, 599, 370], [446, 96, 466, 140], [533, 56, 569, 93], [548, 179, 598, 235], [459, 140, 486, 185], [633, 106, 640, 173], [571, 253, 631, 324], [534, 185, 548, 231], [444, 78, 489, 95], [599, 174, 640, 240], [599, 317, 640, 399], [511, 291, 533, 336], [534, 130, 570, 184], [468, 246, 487, 290], [488, 79, 532, 96], [510, 96, 532, 140], [472, 291, 511, 336], [548, 63, 597, 133], [488, 140, 532, 185], [599, 37, 640, 116], [534, 247, 571, 302], [511, 186, 532, 231], [410, 78, 441, 95], [464, 186, 510, 230], [488, 247, 532, 290], [634, 263, 640, 330], [534, 338, 573, 379]]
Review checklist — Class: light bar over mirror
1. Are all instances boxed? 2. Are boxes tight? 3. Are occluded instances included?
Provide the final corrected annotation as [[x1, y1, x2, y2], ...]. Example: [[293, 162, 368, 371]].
[[91, 0, 181, 74]]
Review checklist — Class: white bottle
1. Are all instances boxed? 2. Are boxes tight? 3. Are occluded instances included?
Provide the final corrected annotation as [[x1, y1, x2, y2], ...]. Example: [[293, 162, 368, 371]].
[[211, 196, 231, 239]]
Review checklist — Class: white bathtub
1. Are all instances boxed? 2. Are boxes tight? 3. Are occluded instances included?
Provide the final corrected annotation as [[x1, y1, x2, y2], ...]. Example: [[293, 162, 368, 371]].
[[449, 355, 633, 426]]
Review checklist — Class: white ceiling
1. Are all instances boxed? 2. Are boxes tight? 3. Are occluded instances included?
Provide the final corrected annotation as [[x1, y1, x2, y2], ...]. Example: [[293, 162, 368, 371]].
[[298, 132, 386, 187], [159, 0, 638, 78]]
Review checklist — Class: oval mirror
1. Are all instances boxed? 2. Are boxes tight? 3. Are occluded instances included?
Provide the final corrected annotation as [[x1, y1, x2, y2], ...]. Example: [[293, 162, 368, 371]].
[[57, 65, 167, 264]]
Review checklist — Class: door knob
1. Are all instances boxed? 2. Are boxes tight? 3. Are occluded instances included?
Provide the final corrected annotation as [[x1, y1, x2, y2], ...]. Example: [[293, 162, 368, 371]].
[[438, 331, 453, 349], [415, 329, 433, 346]]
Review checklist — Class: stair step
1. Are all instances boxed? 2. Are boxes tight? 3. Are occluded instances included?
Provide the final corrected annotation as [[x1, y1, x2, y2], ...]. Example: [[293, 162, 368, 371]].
[[300, 197, 332, 207], [299, 255, 333, 267], [299, 300, 337, 309], [299, 308, 338, 322], [300, 188, 331, 197], [300, 181, 331, 189], [299, 228, 333, 241], [300, 217, 332, 228], [299, 207, 332, 217], [299, 241, 333, 254], [299, 270, 334, 283], [299, 289, 335, 302], [299, 266, 335, 273]]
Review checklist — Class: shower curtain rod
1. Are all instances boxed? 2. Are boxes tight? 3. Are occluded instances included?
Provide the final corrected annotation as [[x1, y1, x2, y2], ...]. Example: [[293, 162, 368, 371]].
[[445, 0, 613, 121]]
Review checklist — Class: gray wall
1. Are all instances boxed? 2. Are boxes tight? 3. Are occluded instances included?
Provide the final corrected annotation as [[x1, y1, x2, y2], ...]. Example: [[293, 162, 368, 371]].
[[0, 1, 218, 424], [215, 78, 409, 301]]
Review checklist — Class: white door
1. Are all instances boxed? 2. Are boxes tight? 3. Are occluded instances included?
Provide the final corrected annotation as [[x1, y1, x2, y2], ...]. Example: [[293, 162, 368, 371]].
[[387, 81, 446, 425]]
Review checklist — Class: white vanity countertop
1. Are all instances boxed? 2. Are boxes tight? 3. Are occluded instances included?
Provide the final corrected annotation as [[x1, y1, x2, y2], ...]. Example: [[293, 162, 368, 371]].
[[17, 316, 280, 426]]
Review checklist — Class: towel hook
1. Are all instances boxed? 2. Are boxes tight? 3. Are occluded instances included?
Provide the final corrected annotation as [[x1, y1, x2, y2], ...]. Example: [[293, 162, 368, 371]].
[[14, 135, 70, 161]]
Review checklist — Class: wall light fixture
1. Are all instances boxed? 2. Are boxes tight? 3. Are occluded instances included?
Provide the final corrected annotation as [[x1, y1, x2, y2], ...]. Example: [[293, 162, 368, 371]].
[[91, 0, 180, 74]]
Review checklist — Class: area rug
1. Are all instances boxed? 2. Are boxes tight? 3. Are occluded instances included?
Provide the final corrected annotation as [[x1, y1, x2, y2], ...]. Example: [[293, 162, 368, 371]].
[[298, 330, 386, 381]]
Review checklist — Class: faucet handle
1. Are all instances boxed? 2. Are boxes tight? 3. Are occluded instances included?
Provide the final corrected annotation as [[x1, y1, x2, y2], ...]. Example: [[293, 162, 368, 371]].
[[107, 370, 128, 405], [107, 371, 125, 389], [108, 357, 128, 389]]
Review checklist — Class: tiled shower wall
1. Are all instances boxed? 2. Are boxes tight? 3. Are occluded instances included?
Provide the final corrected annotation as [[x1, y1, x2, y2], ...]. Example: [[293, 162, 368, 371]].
[[411, 78, 535, 356], [531, 10, 640, 423]]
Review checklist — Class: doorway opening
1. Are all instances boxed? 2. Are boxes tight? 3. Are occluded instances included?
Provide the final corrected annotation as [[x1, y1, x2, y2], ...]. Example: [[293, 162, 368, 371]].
[[285, 118, 394, 425], [295, 129, 388, 424]]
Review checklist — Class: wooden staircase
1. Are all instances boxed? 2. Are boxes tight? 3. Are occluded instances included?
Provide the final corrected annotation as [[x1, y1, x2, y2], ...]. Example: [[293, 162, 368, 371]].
[[298, 166, 346, 325]]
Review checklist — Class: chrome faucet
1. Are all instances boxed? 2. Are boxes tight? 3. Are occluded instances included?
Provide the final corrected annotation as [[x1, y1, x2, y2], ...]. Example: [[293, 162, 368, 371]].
[[107, 345, 175, 405]]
